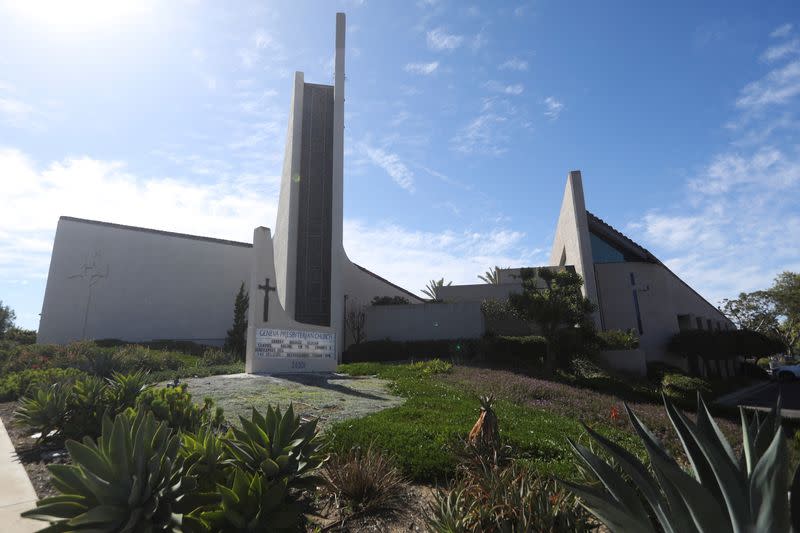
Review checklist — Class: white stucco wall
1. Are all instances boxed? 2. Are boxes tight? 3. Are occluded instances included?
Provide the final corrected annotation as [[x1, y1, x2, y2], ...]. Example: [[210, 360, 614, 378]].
[[594, 262, 733, 369], [365, 302, 485, 342], [38, 217, 252, 345]]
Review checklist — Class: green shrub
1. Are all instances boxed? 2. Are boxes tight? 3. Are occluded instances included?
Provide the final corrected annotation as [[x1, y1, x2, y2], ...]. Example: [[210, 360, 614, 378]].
[[23, 409, 200, 531], [596, 329, 639, 350], [79, 348, 121, 377], [226, 404, 324, 490], [661, 372, 711, 402], [371, 295, 410, 305], [342, 336, 548, 366], [201, 347, 239, 366], [408, 358, 452, 375], [13, 383, 70, 443], [668, 329, 783, 359], [3, 326, 37, 344], [322, 445, 407, 515], [426, 463, 592, 532], [118, 345, 183, 372], [136, 384, 224, 433], [0, 367, 87, 401], [480, 335, 547, 367]]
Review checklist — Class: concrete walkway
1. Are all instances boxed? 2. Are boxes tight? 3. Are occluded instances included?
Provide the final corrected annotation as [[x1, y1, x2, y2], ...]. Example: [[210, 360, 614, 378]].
[[0, 418, 41, 532]]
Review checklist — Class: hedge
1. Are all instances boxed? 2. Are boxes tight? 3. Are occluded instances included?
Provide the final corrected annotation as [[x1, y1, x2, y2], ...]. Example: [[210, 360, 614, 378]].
[[342, 335, 547, 367], [667, 329, 783, 360]]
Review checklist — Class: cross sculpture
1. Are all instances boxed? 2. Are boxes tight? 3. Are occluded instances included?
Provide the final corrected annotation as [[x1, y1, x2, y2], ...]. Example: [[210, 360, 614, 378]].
[[257, 277, 277, 322]]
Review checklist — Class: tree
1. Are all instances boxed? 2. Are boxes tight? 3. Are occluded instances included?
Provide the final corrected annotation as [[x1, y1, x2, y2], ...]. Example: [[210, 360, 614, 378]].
[[478, 266, 504, 285], [0, 300, 16, 339], [422, 278, 452, 300], [720, 271, 800, 355], [720, 291, 778, 333], [509, 268, 596, 373], [770, 271, 800, 355], [345, 303, 366, 345], [224, 282, 249, 360]]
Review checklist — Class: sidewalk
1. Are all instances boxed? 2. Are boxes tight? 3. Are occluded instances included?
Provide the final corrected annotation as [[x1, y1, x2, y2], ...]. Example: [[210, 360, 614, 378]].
[[0, 418, 41, 532]]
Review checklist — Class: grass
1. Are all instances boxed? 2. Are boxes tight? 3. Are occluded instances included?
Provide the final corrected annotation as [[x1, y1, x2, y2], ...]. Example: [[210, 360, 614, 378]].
[[326, 361, 645, 482]]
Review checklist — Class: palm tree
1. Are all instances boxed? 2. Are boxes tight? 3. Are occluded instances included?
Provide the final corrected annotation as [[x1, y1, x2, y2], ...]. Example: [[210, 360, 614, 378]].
[[478, 266, 505, 284], [422, 278, 452, 300]]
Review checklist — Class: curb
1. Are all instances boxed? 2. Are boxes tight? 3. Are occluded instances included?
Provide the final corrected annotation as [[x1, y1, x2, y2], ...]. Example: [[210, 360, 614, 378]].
[[713, 381, 774, 407]]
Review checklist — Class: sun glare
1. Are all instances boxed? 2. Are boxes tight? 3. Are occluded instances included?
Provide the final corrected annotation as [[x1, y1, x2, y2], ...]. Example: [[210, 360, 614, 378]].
[[5, 0, 153, 32]]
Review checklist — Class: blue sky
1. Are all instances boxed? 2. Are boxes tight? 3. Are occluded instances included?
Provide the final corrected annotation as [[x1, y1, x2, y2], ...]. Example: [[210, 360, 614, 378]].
[[1, 0, 799, 330]]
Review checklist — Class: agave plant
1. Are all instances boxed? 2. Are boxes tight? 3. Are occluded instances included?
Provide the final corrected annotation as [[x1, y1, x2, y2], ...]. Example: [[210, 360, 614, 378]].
[[106, 369, 152, 413], [183, 468, 301, 532], [22, 409, 201, 531], [65, 375, 108, 439], [13, 383, 70, 443], [182, 426, 230, 492], [226, 404, 324, 490], [561, 394, 799, 532]]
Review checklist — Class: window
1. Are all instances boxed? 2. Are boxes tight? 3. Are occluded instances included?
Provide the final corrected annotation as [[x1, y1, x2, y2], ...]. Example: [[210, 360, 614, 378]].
[[696, 317, 703, 330], [589, 231, 625, 263], [677, 314, 691, 332], [707, 319, 712, 331]]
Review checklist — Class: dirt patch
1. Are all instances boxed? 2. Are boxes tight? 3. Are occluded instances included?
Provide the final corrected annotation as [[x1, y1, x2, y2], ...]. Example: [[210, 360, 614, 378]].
[[0, 402, 67, 499], [171, 372, 404, 428], [307, 483, 436, 532]]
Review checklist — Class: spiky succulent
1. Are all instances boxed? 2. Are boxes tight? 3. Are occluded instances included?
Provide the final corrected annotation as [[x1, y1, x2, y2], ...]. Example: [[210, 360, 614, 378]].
[[22, 409, 200, 531], [562, 394, 799, 533], [226, 404, 324, 490], [13, 383, 70, 443], [183, 468, 301, 532], [181, 426, 229, 492]]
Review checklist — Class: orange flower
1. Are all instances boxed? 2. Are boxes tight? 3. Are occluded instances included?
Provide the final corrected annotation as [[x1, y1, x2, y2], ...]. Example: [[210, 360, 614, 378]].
[[610, 405, 620, 422]]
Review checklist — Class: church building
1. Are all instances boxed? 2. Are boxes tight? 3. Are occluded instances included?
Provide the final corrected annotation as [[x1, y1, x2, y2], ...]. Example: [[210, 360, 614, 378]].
[[36, 13, 732, 375]]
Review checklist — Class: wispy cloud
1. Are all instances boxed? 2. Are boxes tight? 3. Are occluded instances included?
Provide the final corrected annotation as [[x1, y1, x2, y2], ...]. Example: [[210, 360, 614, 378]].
[[736, 59, 800, 109], [426, 27, 464, 51], [498, 57, 529, 71], [343, 220, 540, 297], [761, 38, 800, 63], [471, 29, 488, 51], [543, 96, 564, 119], [771, 23, 793, 39], [626, 26, 800, 305], [359, 143, 416, 192], [485, 81, 524, 95], [0, 148, 281, 289], [237, 29, 283, 69], [451, 113, 508, 155], [404, 61, 439, 75]]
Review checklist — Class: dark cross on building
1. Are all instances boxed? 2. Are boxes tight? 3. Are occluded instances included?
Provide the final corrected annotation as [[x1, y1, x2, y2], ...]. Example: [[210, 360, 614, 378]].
[[258, 278, 277, 322]]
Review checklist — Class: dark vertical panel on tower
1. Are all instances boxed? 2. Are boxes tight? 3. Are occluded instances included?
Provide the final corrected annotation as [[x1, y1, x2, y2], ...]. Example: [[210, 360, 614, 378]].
[[295, 83, 333, 326]]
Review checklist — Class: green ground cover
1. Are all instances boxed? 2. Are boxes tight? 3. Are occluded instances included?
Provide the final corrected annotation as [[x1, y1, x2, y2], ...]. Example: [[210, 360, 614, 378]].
[[325, 361, 646, 482]]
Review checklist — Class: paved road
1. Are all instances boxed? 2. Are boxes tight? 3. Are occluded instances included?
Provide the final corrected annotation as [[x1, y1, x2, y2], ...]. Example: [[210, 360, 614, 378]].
[[737, 381, 800, 417]]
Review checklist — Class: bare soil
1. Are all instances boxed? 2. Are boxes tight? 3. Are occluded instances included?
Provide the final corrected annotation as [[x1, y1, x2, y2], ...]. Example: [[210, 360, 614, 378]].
[[0, 401, 67, 499]]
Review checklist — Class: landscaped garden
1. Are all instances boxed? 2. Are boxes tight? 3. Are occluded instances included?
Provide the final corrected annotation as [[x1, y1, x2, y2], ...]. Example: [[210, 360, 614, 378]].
[[2, 335, 797, 531]]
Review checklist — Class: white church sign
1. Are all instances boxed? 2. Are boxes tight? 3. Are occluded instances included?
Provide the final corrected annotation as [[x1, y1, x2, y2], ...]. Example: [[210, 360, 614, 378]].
[[255, 328, 336, 359]]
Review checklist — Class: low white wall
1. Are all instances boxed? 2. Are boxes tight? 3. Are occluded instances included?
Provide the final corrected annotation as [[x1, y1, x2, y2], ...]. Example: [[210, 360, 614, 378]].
[[596, 348, 647, 376], [365, 302, 485, 342]]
